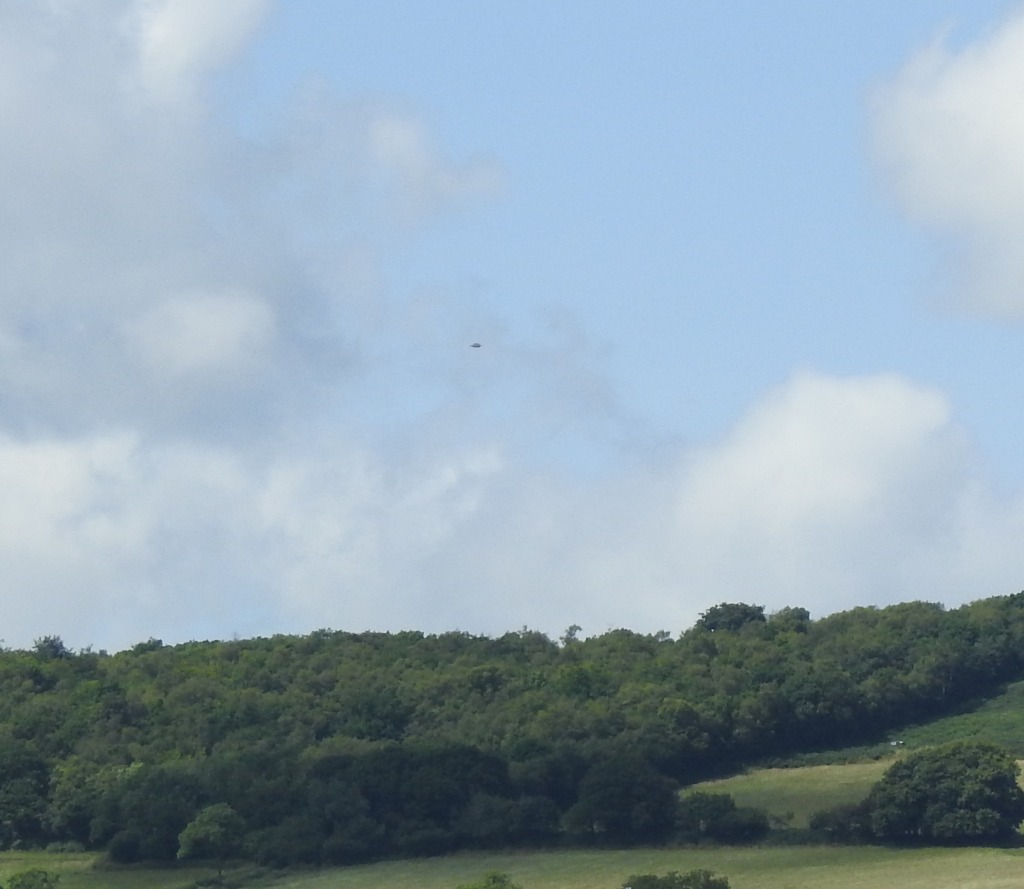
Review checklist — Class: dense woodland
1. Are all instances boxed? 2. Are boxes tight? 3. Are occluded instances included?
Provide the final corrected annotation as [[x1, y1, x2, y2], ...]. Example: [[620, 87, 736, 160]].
[[2, 593, 1024, 865]]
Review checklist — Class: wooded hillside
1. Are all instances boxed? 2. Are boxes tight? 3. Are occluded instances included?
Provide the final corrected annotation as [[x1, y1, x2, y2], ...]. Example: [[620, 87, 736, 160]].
[[3, 593, 1024, 865]]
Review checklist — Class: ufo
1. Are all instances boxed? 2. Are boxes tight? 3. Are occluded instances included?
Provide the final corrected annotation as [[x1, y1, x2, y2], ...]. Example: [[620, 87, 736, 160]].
[[470, 343, 481, 348]]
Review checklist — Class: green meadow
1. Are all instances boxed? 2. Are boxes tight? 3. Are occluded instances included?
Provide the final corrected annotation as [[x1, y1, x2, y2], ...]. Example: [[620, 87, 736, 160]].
[[279, 846, 1024, 889], [11, 845, 1024, 889], [685, 760, 890, 829]]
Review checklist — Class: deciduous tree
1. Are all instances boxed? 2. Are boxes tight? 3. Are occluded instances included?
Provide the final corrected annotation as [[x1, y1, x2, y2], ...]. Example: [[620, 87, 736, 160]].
[[865, 742, 1024, 842]]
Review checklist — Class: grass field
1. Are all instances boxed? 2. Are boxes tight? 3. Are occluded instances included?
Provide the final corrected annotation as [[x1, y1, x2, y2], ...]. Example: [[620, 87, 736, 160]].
[[282, 846, 1024, 889], [0, 851, 223, 889], [685, 760, 891, 828], [24, 845, 1024, 889]]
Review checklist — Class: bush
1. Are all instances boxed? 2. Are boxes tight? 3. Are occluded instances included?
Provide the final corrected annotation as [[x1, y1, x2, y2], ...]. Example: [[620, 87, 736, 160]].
[[8, 870, 60, 889], [677, 792, 769, 843], [808, 801, 870, 842], [623, 869, 730, 889]]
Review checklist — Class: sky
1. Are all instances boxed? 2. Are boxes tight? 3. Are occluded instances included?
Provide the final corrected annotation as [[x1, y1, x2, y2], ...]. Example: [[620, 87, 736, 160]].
[[3, 1, 1024, 652]]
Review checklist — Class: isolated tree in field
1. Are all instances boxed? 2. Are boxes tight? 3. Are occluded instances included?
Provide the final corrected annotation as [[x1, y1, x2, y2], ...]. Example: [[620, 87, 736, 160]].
[[865, 742, 1024, 842]]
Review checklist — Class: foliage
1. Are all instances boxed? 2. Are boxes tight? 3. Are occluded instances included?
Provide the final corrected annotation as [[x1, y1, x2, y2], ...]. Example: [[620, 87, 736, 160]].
[[808, 801, 871, 842], [696, 603, 766, 634], [0, 595, 1018, 863], [623, 870, 729, 889], [676, 792, 769, 843], [862, 742, 1024, 842], [177, 803, 245, 868], [30, 638, 70, 661], [564, 754, 678, 842], [7, 870, 60, 889]]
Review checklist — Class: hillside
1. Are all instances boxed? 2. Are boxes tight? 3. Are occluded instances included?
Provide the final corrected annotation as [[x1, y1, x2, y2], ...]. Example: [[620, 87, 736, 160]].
[[688, 675, 1024, 829], [1, 593, 1024, 866]]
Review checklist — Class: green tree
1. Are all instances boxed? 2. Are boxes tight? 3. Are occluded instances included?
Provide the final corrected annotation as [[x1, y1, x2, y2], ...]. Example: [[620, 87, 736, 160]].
[[0, 735, 50, 848], [677, 791, 769, 843], [864, 742, 1024, 842], [177, 803, 245, 873], [31, 636, 70, 660], [564, 755, 678, 842], [696, 603, 765, 633]]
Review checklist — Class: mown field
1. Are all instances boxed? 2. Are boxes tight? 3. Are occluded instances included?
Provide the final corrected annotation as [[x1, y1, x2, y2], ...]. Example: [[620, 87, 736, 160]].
[[10, 845, 1024, 889]]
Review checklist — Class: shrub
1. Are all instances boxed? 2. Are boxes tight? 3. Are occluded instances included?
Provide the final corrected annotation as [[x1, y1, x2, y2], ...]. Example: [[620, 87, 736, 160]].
[[623, 869, 730, 889], [8, 870, 61, 889], [677, 792, 769, 843]]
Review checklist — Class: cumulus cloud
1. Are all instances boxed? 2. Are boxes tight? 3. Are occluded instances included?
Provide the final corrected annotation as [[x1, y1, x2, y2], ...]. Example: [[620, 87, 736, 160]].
[[1, 2, 1022, 652], [259, 373, 1024, 640], [670, 373, 982, 617], [0, 1, 502, 435], [872, 9, 1024, 315], [0, 364, 1022, 651], [272, 87, 506, 236], [125, 290, 276, 378], [127, 0, 271, 104]]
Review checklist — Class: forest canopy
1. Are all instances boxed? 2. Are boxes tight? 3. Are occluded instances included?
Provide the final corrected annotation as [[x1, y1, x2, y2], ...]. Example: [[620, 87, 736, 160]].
[[2, 593, 1024, 864]]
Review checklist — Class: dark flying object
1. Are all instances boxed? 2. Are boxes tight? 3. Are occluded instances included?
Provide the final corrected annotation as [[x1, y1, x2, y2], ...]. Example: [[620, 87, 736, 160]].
[[470, 343, 481, 348]]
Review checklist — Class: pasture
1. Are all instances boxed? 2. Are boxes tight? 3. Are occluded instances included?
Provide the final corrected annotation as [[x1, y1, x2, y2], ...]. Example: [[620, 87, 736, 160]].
[[15, 845, 1024, 889], [685, 760, 890, 828]]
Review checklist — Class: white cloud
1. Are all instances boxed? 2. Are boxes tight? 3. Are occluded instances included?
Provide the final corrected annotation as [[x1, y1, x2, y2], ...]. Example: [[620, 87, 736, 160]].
[[872, 9, 1024, 315], [2, 2, 1023, 653], [125, 290, 276, 378], [367, 110, 507, 226], [0, 1, 505, 439], [263, 373, 1024, 640], [0, 370, 1020, 651], [274, 87, 507, 235], [127, 0, 271, 104]]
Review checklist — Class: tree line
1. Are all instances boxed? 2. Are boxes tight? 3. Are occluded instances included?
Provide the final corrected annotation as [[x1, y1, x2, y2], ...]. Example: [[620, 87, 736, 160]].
[[1, 592, 1024, 864]]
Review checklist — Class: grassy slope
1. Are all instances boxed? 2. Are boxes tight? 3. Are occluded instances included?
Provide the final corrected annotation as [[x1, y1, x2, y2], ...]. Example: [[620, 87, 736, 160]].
[[890, 679, 1024, 755], [686, 760, 890, 828], [687, 677, 1024, 828]]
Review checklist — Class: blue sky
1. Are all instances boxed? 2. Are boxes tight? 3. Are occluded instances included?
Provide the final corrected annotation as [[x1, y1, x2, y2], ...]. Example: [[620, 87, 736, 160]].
[[2, 1, 1024, 650]]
